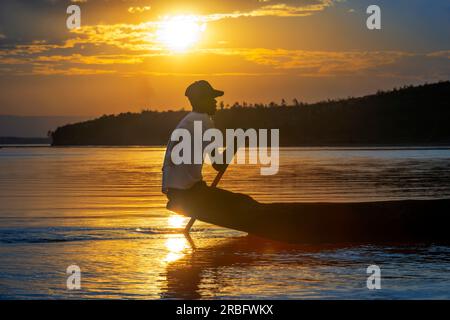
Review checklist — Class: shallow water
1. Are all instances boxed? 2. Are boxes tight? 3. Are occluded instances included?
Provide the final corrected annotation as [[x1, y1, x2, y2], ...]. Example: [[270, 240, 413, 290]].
[[1, 146, 450, 299]]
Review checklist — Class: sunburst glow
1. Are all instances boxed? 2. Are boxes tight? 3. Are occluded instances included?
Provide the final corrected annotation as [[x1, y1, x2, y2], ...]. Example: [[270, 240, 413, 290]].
[[156, 15, 206, 51], [164, 237, 189, 262], [167, 214, 187, 229]]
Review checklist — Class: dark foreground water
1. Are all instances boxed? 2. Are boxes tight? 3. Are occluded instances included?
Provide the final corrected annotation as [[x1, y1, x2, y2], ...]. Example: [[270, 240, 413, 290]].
[[0, 147, 450, 299]]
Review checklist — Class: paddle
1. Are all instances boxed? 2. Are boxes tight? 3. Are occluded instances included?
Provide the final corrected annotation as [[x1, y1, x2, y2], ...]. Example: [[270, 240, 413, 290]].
[[183, 152, 234, 234]]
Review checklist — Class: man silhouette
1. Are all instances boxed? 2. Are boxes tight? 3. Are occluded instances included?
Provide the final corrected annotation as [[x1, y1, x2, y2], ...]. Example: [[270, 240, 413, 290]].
[[162, 80, 256, 217]]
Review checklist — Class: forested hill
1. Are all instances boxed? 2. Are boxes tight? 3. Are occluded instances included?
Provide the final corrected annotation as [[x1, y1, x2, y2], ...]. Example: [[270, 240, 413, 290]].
[[51, 81, 450, 146]]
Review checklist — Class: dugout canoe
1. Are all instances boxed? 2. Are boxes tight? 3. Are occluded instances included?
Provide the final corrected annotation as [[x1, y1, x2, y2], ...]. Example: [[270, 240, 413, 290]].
[[170, 198, 450, 244]]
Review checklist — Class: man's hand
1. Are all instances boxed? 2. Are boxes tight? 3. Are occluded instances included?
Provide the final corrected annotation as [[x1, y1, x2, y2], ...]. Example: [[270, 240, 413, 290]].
[[210, 138, 239, 172]]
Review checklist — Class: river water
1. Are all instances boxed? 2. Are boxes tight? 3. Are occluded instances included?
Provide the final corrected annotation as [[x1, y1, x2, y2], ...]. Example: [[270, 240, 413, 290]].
[[1, 146, 450, 299]]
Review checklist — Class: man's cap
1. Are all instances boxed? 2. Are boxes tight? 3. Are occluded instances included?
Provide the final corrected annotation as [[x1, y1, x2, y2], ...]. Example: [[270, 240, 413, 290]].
[[185, 80, 224, 99]]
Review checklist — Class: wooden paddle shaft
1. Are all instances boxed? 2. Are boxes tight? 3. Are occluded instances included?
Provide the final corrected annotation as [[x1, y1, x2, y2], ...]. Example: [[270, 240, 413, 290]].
[[184, 163, 230, 233]]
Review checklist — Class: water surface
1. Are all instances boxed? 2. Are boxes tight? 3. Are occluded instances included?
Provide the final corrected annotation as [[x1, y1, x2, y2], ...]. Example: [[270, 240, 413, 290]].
[[1, 147, 450, 299]]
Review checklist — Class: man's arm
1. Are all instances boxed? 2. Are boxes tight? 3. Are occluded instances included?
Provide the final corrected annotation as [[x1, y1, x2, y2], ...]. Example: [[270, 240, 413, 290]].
[[204, 116, 239, 172], [210, 135, 241, 172], [211, 148, 228, 172]]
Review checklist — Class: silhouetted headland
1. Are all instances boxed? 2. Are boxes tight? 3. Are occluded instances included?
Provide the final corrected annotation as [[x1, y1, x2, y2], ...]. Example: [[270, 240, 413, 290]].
[[51, 81, 450, 146]]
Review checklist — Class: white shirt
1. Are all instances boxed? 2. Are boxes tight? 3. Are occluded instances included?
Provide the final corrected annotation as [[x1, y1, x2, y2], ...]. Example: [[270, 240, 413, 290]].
[[162, 112, 214, 193]]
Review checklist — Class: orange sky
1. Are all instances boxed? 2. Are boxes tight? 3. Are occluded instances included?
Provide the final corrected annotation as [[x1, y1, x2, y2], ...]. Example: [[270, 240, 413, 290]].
[[0, 0, 449, 116]]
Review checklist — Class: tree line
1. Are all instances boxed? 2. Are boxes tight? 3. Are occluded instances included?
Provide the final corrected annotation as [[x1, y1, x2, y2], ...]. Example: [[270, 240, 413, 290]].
[[51, 81, 450, 146]]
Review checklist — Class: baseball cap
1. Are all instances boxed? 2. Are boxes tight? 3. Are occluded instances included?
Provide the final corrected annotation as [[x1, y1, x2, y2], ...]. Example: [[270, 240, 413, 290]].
[[185, 80, 224, 99]]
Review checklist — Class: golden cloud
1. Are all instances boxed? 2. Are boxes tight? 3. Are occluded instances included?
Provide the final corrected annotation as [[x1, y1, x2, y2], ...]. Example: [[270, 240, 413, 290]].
[[427, 51, 450, 59], [202, 48, 415, 76], [128, 6, 152, 14], [36, 54, 145, 65], [31, 64, 117, 76], [0, 5, 447, 80]]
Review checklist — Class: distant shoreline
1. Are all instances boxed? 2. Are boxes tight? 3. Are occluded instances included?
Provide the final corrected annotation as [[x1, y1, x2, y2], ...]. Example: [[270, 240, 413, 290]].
[[49, 82, 450, 148], [0, 137, 51, 146], [0, 144, 51, 148], [2, 144, 450, 150]]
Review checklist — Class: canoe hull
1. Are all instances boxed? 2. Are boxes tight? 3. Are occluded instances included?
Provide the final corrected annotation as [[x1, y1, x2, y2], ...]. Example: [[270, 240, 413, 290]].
[[176, 199, 450, 244]]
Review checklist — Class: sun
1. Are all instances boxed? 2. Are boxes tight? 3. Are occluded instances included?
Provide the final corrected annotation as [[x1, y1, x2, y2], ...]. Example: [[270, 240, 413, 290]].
[[156, 15, 206, 52]]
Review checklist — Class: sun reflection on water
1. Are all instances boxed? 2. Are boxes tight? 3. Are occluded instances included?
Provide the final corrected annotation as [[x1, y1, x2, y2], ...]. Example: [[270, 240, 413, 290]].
[[167, 214, 188, 229], [164, 236, 189, 263]]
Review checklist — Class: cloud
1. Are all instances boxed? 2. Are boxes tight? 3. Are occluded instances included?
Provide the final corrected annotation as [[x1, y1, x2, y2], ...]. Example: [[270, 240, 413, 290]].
[[2, 36, 448, 80], [249, 1, 335, 17], [36, 53, 145, 65], [65, 23, 162, 52], [201, 48, 416, 76], [31, 65, 116, 76], [0, 0, 448, 80], [427, 51, 450, 59], [0, 0, 336, 57], [176, 0, 336, 21], [128, 6, 151, 14]]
